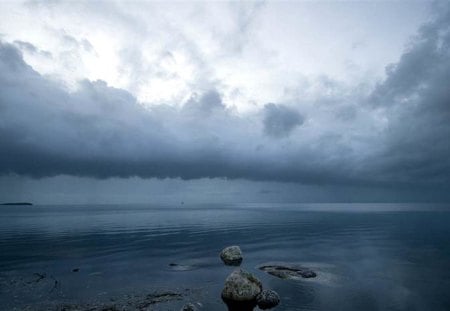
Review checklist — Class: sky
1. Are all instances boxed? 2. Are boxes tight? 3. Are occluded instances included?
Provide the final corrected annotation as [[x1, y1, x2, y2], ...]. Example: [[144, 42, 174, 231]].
[[0, 0, 449, 204]]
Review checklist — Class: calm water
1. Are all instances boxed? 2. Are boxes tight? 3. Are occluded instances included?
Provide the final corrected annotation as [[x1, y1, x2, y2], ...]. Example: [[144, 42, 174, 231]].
[[1, 203, 450, 310]]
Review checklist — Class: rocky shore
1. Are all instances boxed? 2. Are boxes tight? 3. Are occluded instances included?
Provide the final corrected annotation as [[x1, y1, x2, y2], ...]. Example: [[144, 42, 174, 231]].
[[2, 246, 317, 310]]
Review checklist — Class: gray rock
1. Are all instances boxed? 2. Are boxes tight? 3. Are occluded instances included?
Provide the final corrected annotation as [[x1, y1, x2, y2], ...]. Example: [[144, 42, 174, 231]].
[[221, 269, 262, 302], [258, 262, 317, 279], [180, 302, 197, 311], [220, 246, 243, 266], [256, 290, 280, 309]]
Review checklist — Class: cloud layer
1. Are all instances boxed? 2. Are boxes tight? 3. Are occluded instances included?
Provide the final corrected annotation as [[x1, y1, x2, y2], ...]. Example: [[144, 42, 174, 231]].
[[0, 3, 449, 193]]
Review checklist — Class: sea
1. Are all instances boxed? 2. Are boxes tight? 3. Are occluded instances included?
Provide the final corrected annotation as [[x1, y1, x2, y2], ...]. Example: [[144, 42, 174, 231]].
[[1, 203, 450, 310]]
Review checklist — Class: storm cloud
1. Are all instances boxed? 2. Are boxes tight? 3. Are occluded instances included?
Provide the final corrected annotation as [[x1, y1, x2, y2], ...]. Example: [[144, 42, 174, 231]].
[[263, 103, 304, 138], [368, 3, 450, 185], [0, 2, 450, 193]]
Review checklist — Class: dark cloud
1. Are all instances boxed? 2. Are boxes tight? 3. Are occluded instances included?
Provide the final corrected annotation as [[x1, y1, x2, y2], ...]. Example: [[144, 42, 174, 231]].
[[183, 89, 225, 115], [263, 103, 304, 138], [13, 40, 52, 58], [1, 2, 450, 198], [367, 3, 450, 185], [0, 41, 352, 184], [13, 40, 37, 53]]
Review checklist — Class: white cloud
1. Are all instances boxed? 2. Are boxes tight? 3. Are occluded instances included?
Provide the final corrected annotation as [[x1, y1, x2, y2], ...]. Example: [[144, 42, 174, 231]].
[[0, 1, 430, 110]]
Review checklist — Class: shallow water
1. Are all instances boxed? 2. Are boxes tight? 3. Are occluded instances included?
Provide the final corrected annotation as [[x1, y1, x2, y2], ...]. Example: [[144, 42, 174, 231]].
[[1, 203, 450, 310]]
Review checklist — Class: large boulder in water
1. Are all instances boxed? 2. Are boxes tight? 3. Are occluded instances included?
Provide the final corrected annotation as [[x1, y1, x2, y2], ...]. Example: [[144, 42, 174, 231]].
[[220, 246, 243, 266], [256, 289, 280, 309], [221, 269, 262, 302], [258, 262, 317, 279]]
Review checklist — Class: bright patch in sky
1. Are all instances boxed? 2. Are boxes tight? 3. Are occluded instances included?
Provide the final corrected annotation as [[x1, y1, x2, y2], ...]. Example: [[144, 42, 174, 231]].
[[0, 1, 430, 110]]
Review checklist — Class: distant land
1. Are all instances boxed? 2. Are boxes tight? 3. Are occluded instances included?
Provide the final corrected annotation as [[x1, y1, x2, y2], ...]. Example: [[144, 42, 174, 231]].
[[0, 202, 33, 206]]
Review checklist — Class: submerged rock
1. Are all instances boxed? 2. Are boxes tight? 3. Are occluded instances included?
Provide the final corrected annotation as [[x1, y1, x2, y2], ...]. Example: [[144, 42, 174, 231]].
[[220, 246, 243, 266], [256, 289, 280, 309], [258, 262, 317, 279], [221, 269, 262, 302], [180, 302, 197, 311]]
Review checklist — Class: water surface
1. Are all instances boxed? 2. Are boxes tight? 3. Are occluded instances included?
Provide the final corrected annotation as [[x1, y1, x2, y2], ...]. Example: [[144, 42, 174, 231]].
[[1, 203, 450, 310]]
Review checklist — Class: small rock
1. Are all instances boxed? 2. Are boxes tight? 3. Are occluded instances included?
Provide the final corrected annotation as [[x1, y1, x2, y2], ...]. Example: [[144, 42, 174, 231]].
[[256, 290, 280, 309], [180, 302, 196, 311], [220, 246, 243, 266], [221, 269, 262, 302], [72, 268, 79, 272]]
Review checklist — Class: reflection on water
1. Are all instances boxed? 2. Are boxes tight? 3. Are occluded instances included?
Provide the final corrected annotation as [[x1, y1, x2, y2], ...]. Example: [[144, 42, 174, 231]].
[[1, 203, 450, 310]]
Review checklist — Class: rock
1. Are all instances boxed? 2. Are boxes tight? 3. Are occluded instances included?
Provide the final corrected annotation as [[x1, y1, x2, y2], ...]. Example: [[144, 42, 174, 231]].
[[143, 291, 183, 304], [180, 302, 196, 311], [221, 269, 262, 302], [258, 262, 317, 280], [1, 283, 188, 310], [136, 291, 183, 309], [256, 290, 280, 309], [220, 246, 243, 266]]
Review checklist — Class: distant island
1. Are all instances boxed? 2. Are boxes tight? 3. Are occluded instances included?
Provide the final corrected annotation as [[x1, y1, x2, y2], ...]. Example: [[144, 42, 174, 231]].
[[1, 202, 33, 206]]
